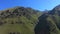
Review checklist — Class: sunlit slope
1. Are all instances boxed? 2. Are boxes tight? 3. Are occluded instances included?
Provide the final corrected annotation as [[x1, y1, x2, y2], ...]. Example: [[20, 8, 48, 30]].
[[0, 7, 42, 34]]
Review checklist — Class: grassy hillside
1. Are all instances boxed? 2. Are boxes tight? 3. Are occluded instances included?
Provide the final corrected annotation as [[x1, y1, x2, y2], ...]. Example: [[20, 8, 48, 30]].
[[34, 5, 60, 34], [0, 7, 42, 34]]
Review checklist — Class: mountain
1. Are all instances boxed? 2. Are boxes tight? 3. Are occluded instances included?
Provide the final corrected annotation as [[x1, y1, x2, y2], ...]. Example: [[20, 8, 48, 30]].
[[34, 5, 60, 34], [0, 7, 42, 34], [1, 5, 60, 34]]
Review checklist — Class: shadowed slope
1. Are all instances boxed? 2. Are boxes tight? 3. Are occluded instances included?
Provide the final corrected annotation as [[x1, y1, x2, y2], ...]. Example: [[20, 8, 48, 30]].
[[34, 5, 60, 34]]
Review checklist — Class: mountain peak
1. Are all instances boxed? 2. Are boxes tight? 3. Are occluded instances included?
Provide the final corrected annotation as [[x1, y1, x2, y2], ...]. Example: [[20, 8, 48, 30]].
[[53, 4, 60, 11]]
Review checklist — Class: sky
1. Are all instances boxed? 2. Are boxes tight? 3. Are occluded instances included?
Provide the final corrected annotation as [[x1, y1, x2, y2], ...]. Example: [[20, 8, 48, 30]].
[[0, 0, 60, 11]]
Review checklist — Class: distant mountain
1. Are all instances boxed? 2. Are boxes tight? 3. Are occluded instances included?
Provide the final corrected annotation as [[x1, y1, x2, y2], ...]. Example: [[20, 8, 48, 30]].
[[0, 7, 42, 34], [34, 5, 60, 34]]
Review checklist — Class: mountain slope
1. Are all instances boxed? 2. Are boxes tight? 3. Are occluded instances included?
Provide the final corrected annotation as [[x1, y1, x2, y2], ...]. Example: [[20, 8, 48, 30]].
[[0, 7, 42, 34], [34, 5, 60, 34]]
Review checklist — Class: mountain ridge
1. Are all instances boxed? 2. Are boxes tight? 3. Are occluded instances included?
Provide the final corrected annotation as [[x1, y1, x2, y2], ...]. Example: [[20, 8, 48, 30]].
[[0, 5, 60, 34], [34, 5, 60, 34]]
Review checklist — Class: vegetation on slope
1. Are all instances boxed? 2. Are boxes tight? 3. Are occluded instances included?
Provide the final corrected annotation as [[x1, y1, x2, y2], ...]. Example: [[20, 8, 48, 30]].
[[34, 5, 60, 34], [0, 7, 42, 34]]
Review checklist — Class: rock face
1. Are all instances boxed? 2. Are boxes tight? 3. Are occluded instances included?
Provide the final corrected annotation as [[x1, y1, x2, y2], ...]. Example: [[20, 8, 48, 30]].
[[34, 5, 60, 34]]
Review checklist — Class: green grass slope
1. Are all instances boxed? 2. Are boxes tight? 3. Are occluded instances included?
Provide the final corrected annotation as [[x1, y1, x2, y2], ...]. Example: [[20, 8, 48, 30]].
[[0, 7, 42, 34]]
